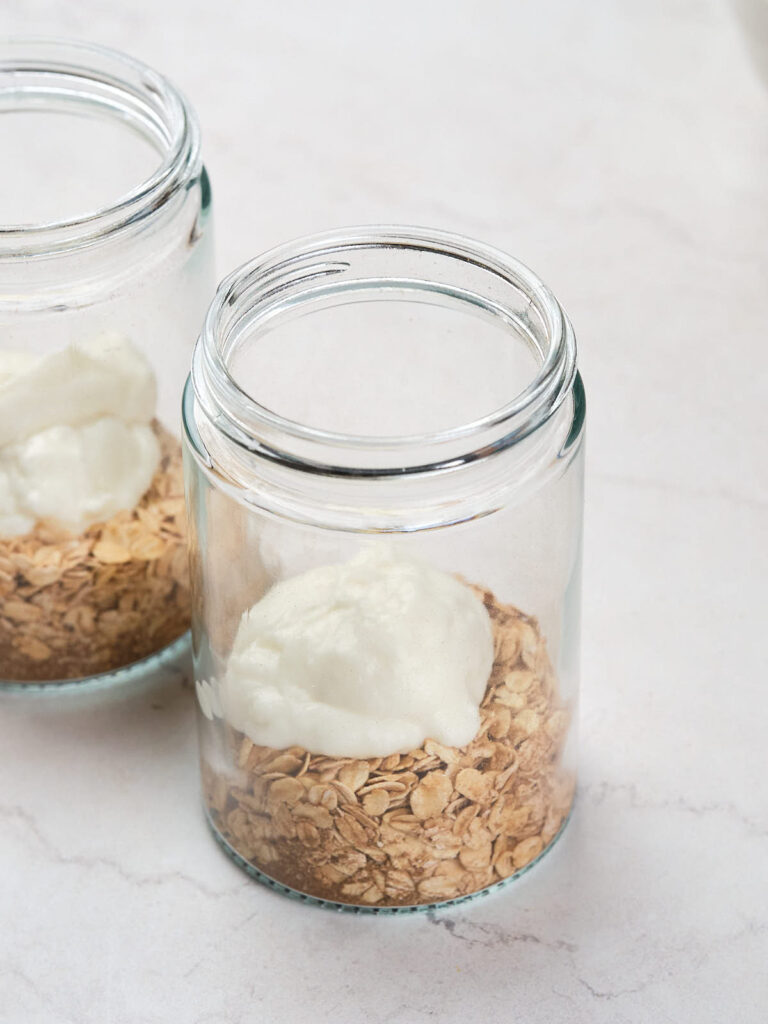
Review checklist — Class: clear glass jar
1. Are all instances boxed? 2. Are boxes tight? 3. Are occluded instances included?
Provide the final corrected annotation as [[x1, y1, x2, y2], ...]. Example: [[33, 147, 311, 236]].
[[184, 227, 584, 912], [0, 40, 214, 689]]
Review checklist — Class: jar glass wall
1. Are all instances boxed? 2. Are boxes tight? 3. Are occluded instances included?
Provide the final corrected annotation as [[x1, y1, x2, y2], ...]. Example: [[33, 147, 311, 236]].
[[184, 228, 584, 911], [0, 40, 214, 688]]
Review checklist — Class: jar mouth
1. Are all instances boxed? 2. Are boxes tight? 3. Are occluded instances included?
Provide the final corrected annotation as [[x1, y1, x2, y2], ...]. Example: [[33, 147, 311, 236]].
[[191, 226, 578, 478], [0, 37, 200, 255]]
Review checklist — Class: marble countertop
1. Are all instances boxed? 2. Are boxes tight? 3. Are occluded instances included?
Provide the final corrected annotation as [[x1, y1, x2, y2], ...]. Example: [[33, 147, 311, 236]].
[[2, 1, 767, 1021]]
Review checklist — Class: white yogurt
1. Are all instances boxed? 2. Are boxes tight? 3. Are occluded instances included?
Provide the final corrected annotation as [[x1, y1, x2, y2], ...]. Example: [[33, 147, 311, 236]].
[[220, 547, 494, 758], [0, 333, 160, 536]]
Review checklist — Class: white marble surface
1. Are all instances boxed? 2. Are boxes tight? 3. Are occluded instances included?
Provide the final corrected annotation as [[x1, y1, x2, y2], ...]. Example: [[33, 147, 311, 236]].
[[2, 1, 767, 1021]]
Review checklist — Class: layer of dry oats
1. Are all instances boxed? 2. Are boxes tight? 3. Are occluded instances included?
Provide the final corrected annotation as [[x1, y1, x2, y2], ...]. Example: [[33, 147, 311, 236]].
[[203, 585, 575, 907], [0, 421, 190, 682]]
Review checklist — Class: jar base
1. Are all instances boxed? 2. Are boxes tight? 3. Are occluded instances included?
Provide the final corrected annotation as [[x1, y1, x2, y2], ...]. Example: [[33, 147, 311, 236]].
[[0, 631, 189, 694], [203, 801, 573, 915]]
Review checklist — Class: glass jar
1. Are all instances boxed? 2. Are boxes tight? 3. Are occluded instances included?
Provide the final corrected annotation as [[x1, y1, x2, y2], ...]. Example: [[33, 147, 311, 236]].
[[184, 227, 584, 912], [0, 40, 214, 689]]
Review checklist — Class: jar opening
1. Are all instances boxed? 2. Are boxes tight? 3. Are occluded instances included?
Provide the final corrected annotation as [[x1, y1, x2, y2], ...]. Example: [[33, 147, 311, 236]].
[[191, 227, 577, 478], [0, 38, 200, 254], [226, 289, 543, 440]]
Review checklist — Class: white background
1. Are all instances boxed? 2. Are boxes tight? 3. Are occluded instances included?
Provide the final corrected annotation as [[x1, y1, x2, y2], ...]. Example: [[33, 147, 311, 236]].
[[1, 2, 767, 1022]]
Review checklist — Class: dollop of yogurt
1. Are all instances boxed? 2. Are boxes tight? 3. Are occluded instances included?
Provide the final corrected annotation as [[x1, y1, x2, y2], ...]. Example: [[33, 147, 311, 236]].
[[220, 547, 495, 758], [0, 333, 160, 536]]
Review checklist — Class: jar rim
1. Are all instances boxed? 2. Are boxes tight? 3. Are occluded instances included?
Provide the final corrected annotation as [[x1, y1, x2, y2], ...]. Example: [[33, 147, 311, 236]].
[[0, 37, 200, 255], [191, 226, 578, 480]]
